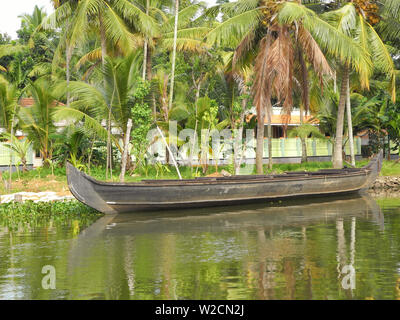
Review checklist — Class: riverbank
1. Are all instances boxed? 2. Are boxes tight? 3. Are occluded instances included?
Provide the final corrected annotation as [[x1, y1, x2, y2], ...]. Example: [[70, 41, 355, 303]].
[[369, 176, 400, 194]]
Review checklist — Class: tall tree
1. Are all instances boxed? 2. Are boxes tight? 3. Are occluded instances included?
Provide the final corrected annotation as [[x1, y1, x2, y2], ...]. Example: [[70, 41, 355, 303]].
[[323, 3, 396, 168], [206, 0, 369, 173]]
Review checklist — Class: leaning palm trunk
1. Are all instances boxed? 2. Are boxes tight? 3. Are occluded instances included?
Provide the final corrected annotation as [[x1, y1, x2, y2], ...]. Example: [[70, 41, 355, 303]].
[[346, 77, 355, 166], [99, 12, 112, 179], [168, 0, 179, 111], [333, 65, 349, 169]]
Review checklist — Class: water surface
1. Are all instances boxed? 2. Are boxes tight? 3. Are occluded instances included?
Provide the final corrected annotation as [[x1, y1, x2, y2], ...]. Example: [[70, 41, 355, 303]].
[[1, 194, 400, 300]]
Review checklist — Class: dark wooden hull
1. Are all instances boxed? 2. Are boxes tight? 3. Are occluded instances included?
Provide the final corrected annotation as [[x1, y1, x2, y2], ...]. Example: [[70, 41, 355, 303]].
[[66, 151, 383, 214]]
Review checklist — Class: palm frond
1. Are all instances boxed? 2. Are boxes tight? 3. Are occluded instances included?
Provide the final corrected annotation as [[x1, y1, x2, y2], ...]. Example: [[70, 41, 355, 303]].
[[205, 9, 261, 47]]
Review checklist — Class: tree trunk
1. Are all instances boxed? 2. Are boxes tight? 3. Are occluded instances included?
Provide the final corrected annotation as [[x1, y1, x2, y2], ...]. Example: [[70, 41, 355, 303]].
[[99, 12, 107, 66], [256, 106, 265, 174], [333, 65, 349, 169], [168, 0, 179, 112], [22, 158, 27, 173], [120, 119, 133, 182], [99, 11, 111, 179], [346, 76, 355, 166], [267, 105, 272, 171], [66, 45, 72, 107], [299, 49, 309, 163], [189, 83, 201, 170], [107, 106, 112, 180], [142, 0, 149, 81], [299, 104, 308, 163], [87, 135, 96, 175], [146, 47, 157, 118], [142, 41, 148, 81], [157, 125, 182, 179]]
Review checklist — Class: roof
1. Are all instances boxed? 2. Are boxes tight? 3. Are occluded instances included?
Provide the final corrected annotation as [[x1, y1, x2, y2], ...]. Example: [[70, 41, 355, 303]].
[[19, 98, 65, 107]]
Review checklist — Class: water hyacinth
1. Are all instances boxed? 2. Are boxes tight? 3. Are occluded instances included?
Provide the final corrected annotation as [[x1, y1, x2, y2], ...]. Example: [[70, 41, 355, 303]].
[[0, 200, 103, 233]]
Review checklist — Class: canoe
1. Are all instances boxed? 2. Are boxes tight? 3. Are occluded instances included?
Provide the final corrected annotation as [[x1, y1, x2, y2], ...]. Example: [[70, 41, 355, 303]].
[[66, 151, 383, 214]]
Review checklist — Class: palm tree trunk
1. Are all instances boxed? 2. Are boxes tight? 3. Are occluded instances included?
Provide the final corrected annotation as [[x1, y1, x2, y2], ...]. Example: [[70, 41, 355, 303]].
[[168, 0, 179, 112], [22, 158, 27, 173], [120, 119, 133, 182], [142, 42, 148, 81], [333, 65, 349, 169], [66, 44, 72, 107], [65, 17, 72, 107], [107, 106, 112, 180], [99, 11, 111, 179], [256, 106, 265, 174], [299, 104, 308, 163], [267, 105, 272, 171], [142, 0, 149, 80], [190, 83, 201, 170], [87, 134, 96, 175], [99, 12, 107, 66], [299, 49, 309, 163], [346, 77, 355, 166], [146, 47, 157, 118], [8, 114, 15, 190], [146, 47, 153, 81]]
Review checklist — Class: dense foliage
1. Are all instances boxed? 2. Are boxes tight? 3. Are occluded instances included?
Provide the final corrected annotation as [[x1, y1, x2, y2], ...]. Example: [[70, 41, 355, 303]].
[[0, 0, 399, 178]]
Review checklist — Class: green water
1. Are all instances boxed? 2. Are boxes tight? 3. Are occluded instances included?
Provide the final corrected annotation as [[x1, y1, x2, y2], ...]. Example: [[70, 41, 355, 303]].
[[1, 195, 400, 300]]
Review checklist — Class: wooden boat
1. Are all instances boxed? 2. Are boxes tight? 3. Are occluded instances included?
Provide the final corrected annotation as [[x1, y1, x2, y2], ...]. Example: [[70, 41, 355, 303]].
[[66, 151, 383, 214]]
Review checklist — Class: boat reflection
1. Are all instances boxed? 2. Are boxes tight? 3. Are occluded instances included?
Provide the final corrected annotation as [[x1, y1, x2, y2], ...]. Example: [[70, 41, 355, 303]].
[[64, 194, 390, 299], [78, 193, 383, 237]]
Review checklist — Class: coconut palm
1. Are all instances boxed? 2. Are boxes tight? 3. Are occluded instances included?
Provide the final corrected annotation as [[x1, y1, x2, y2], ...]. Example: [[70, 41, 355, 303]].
[[288, 123, 325, 161], [1, 133, 32, 172], [74, 1, 209, 80], [18, 79, 59, 164], [53, 54, 142, 178], [41, 0, 159, 97], [205, 0, 371, 174], [0, 79, 19, 133], [322, 2, 396, 168]]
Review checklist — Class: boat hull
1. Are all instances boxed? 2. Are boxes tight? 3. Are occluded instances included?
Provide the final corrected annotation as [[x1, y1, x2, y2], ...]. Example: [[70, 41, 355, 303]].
[[67, 151, 383, 214]]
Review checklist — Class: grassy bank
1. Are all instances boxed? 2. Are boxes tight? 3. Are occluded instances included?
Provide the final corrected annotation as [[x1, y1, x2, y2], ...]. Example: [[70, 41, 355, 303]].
[[1, 159, 399, 195]]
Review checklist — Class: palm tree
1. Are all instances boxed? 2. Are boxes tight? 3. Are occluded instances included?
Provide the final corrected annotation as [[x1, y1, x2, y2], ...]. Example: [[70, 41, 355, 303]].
[[205, 0, 370, 174], [53, 54, 142, 178], [1, 132, 32, 172], [322, 3, 396, 168], [287, 124, 326, 161], [18, 79, 58, 164], [0, 79, 19, 133], [19, 5, 48, 33], [41, 0, 158, 83]]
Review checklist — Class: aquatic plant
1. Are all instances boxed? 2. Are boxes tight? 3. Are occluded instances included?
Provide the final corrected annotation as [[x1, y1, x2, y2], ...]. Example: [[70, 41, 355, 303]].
[[0, 200, 103, 232]]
